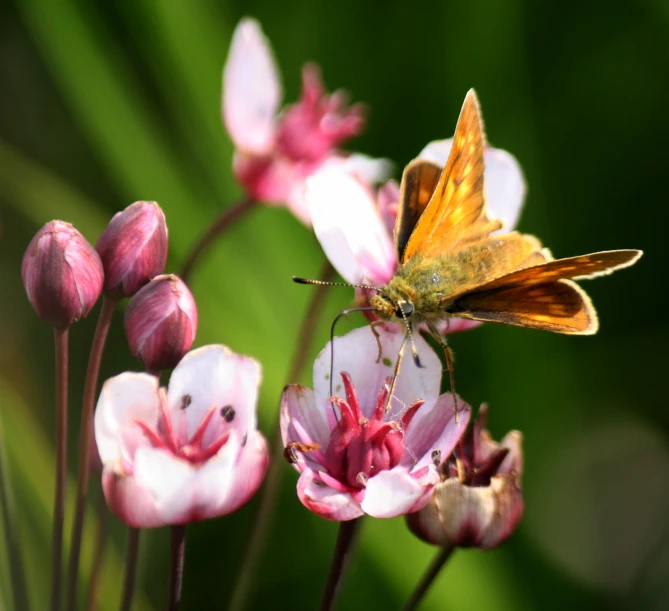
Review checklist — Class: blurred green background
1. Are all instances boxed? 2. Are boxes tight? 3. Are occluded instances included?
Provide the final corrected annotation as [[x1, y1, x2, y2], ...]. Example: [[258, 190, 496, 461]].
[[0, 0, 666, 609]]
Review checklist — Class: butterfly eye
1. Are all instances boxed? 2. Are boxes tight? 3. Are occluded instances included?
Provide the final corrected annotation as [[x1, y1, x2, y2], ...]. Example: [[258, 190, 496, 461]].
[[395, 301, 414, 318]]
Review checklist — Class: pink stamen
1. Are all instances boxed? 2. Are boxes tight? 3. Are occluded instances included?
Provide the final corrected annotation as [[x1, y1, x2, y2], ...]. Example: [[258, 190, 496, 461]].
[[158, 393, 179, 453], [340, 372, 362, 421], [135, 420, 170, 451], [188, 405, 217, 450], [399, 399, 424, 430]]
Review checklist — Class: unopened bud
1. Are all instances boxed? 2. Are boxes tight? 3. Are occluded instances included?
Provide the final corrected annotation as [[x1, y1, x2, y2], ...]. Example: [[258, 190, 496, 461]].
[[22, 220, 103, 328], [96, 201, 168, 298], [124, 274, 197, 371]]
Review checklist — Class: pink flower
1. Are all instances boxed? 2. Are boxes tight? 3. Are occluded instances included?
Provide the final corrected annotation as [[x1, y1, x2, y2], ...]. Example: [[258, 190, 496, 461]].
[[406, 404, 524, 549], [307, 139, 526, 332], [222, 18, 389, 224], [280, 326, 470, 521], [94, 345, 268, 528]]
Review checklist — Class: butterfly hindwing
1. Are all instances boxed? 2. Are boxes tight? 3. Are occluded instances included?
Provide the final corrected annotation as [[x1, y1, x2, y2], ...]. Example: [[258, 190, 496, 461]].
[[448, 279, 598, 335]]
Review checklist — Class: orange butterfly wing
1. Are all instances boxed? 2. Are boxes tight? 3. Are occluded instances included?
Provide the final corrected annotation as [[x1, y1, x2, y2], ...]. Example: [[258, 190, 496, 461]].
[[446, 250, 642, 334], [451, 250, 642, 296], [395, 160, 442, 262], [401, 89, 499, 264], [449, 280, 598, 334]]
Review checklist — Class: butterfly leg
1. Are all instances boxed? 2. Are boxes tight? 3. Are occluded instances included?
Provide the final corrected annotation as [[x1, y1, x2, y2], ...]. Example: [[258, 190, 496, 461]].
[[369, 320, 385, 363], [385, 332, 408, 412], [426, 320, 459, 420]]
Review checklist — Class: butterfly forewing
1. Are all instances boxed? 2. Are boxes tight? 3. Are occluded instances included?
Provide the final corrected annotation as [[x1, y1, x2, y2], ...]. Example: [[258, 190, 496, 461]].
[[449, 280, 598, 335], [453, 250, 642, 297], [401, 89, 492, 264], [395, 160, 442, 262]]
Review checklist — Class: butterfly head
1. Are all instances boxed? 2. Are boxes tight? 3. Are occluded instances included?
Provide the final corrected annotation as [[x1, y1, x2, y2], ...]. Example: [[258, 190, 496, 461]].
[[370, 292, 415, 323]]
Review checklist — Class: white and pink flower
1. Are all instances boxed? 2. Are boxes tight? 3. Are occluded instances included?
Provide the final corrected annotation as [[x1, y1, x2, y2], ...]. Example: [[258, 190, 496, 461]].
[[94, 345, 268, 528], [223, 18, 389, 224], [280, 326, 470, 521]]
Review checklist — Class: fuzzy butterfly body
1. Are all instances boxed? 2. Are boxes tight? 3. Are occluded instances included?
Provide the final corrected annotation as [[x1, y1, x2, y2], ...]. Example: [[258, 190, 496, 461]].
[[369, 89, 642, 336]]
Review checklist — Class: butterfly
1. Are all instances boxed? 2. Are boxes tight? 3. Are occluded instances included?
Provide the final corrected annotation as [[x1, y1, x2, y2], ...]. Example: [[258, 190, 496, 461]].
[[296, 89, 642, 400], [368, 89, 641, 346]]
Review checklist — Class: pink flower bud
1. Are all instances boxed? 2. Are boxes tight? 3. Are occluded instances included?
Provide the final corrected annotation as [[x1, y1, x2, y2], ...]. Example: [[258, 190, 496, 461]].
[[124, 275, 197, 371], [406, 405, 524, 550], [96, 201, 168, 298], [22, 220, 104, 328]]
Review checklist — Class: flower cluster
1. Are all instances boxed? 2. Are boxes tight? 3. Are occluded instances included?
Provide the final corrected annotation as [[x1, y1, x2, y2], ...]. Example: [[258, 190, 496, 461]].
[[223, 18, 390, 224], [16, 15, 544, 611]]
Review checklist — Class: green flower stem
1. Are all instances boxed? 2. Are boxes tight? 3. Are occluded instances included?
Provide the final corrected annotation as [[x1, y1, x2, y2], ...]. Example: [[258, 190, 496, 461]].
[[319, 518, 363, 611], [51, 327, 69, 611], [119, 528, 141, 611], [180, 197, 255, 285], [402, 546, 454, 611], [85, 487, 108, 611], [167, 525, 186, 611], [228, 260, 336, 611], [66, 296, 117, 610]]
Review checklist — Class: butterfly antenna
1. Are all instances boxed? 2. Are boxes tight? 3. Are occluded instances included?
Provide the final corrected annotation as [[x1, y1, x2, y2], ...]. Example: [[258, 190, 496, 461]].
[[396, 300, 422, 368], [328, 306, 376, 425], [293, 277, 380, 292]]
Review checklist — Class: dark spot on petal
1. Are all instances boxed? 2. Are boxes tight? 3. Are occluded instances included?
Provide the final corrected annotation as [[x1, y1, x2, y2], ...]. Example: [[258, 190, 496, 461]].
[[383, 357, 392, 367], [180, 394, 192, 410], [431, 449, 442, 467], [220, 405, 235, 422]]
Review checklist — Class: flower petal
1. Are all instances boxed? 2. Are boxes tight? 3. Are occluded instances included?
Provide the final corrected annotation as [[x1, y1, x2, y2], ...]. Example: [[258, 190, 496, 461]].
[[429, 317, 482, 336], [166, 345, 261, 446], [376, 179, 400, 234], [280, 385, 331, 472], [339, 154, 394, 187], [409, 475, 523, 549], [481, 147, 526, 232], [130, 448, 198, 526], [223, 18, 281, 154], [233, 152, 298, 208], [307, 166, 396, 285], [405, 394, 471, 472], [418, 139, 526, 231], [313, 326, 442, 421], [213, 431, 269, 515], [94, 372, 161, 466], [102, 467, 165, 529], [499, 430, 523, 479], [296, 470, 364, 521], [132, 438, 242, 525], [361, 469, 433, 518]]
